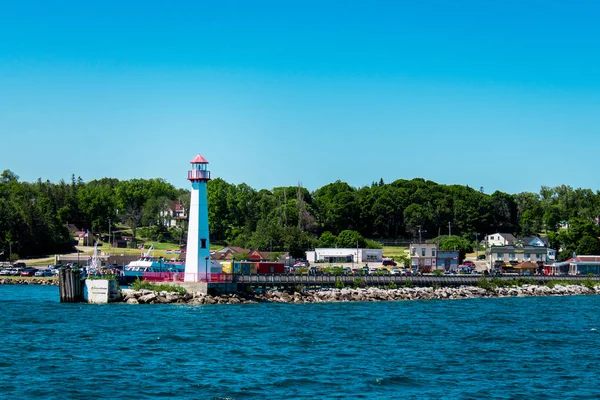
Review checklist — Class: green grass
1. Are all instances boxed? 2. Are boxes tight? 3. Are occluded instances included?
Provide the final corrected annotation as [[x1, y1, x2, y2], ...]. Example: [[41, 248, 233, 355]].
[[382, 246, 408, 259]]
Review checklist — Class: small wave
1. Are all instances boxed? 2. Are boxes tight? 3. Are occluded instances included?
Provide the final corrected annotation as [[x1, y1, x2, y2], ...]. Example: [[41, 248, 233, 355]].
[[372, 375, 423, 387]]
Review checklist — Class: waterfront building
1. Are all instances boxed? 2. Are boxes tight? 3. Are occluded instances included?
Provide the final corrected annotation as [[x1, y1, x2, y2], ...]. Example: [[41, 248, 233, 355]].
[[409, 243, 437, 272], [305, 248, 383, 264], [551, 255, 600, 275], [437, 250, 459, 271], [487, 244, 548, 268]]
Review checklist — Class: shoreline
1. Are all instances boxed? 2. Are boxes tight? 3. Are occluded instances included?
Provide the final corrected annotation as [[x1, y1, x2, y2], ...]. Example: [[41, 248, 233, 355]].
[[3, 278, 599, 304], [121, 284, 600, 305], [0, 278, 58, 286]]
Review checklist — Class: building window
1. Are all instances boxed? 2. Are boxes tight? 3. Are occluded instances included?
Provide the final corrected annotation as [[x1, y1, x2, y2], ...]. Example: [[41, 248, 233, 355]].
[[525, 253, 530, 259], [496, 253, 502, 260], [421, 248, 426, 257], [509, 253, 515, 259], [432, 249, 436, 257], [201, 238, 207, 249], [411, 248, 416, 256]]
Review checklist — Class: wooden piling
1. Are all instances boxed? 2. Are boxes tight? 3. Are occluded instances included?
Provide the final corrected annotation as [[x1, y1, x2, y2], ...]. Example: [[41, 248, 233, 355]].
[[59, 268, 84, 303]]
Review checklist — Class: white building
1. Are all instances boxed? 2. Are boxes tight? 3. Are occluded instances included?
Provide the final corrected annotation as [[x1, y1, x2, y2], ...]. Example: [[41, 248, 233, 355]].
[[484, 233, 517, 247], [305, 248, 383, 264]]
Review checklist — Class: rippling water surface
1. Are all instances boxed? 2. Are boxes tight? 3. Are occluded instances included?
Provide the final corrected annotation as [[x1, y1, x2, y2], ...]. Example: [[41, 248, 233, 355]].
[[1, 285, 600, 399]]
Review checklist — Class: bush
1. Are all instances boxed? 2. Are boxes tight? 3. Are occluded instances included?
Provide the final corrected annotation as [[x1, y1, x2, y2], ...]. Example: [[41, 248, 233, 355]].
[[132, 278, 186, 295], [387, 281, 397, 290], [477, 277, 494, 291], [352, 278, 365, 289], [432, 269, 444, 276], [291, 284, 305, 293], [335, 277, 345, 289]]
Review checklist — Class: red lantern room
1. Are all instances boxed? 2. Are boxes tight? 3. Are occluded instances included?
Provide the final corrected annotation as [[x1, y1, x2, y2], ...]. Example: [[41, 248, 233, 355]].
[[188, 154, 211, 182]]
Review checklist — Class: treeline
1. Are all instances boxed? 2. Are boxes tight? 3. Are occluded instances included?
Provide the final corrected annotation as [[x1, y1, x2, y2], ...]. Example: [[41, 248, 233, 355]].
[[207, 178, 600, 260], [0, 170, 186, 259], [2, 168, 600, 261]]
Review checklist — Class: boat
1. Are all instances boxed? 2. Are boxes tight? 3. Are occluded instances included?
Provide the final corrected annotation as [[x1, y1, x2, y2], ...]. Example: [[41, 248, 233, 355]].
[[120, 245, 185, 285]]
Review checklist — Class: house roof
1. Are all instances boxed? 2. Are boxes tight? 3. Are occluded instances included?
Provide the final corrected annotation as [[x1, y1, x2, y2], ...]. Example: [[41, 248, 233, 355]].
[[566, 256, 600, 263], [66, 224, 81, 234], [166, 199, 185, 212], [501, 233, 517, 243], [485, 233, 517, 244], [521, 236, 549, 246], [216, 246, 250, 254], [190, 154, 209, 164]]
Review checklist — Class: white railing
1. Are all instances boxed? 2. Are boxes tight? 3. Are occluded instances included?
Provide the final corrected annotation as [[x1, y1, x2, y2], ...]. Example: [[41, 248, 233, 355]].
[[188, 170, 210, 180]]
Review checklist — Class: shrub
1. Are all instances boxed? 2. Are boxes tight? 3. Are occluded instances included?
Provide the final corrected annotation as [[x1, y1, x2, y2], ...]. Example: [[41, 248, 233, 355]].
[[404, 278, 413, 288], [477, 277, 494, 291], [352, 278, 366, 289], [132, 278, 186, 295], [432, 269, 444, 276], [387, 281, 397, 290], [291, 284, 305, 293], [335, 277, 345, 289]]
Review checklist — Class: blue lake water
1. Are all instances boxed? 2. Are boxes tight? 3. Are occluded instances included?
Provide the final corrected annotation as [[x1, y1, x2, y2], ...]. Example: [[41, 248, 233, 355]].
[[1, 285, 600, 399]]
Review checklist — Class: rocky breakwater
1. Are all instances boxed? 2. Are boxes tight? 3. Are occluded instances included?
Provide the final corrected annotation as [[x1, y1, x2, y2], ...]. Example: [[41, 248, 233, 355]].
[[122, 289, 259, 305], [121, 283, 600, 305], [0, 277, 58, 286]]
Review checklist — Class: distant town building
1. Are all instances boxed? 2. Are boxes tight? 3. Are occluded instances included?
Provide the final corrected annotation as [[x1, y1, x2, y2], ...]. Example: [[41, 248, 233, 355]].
[[160, 199, 187, 227], [305, 248, 383, 264], [484, 233, 517, 247], [437, 250, 460, 271], [409, 243, 437, 272], [487, 244, 548, 266]]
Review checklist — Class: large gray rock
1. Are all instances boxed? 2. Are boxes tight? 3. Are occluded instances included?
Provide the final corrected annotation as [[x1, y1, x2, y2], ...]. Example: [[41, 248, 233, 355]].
[[138, 293, 157, 304]]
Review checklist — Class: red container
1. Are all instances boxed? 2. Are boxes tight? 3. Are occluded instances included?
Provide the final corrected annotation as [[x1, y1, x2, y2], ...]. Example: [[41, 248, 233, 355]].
[[255, 262, 285, 274]]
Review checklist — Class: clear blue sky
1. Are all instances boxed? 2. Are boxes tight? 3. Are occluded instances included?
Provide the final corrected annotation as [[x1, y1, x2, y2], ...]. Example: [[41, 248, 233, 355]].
[[1, 0, 599, 194]]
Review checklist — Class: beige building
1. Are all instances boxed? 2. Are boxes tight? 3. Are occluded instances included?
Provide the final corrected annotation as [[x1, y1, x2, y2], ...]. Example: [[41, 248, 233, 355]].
[[409, 243, 438, 272]]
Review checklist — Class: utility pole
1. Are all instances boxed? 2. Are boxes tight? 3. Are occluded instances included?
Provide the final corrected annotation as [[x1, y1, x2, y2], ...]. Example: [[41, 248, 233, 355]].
[[448, 222, 452, 237], [108, 217, 111, 250], [475, 233, 479, 259]]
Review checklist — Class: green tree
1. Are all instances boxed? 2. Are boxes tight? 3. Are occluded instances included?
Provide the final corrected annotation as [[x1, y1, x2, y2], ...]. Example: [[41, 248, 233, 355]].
[[576, 235, 600, 256], [336, 230, 365, 248], [318, 231, 337, 247]]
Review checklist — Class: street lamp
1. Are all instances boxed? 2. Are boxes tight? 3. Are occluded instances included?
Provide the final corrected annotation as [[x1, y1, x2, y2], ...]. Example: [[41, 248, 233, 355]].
[[204, 256, 209, 282]]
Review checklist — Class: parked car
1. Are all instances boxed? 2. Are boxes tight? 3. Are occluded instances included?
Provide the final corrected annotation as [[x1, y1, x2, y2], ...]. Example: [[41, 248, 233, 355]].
[[463, 260, 475, 267], [34, 269, 54, 277], [390, 268, 400, 275], [21, 267, 38, 277], [382, 259, 397, 267], [477, 254, 486, 260]]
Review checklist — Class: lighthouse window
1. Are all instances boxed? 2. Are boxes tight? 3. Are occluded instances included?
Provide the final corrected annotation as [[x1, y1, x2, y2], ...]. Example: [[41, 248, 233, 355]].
[[201, 238, 207, 249]]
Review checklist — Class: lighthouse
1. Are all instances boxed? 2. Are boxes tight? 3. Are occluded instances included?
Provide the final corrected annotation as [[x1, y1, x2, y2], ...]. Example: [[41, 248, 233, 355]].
[[184, 154, 211, 282]]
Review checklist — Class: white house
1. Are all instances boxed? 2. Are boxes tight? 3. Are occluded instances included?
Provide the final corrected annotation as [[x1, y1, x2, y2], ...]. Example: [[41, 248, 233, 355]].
[[484, 233, 517, 247], [305, 248, 383, 264]]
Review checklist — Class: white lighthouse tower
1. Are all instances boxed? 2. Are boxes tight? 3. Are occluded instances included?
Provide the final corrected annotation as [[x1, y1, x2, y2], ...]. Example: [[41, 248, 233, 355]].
[[184, 154, 211, 282]]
